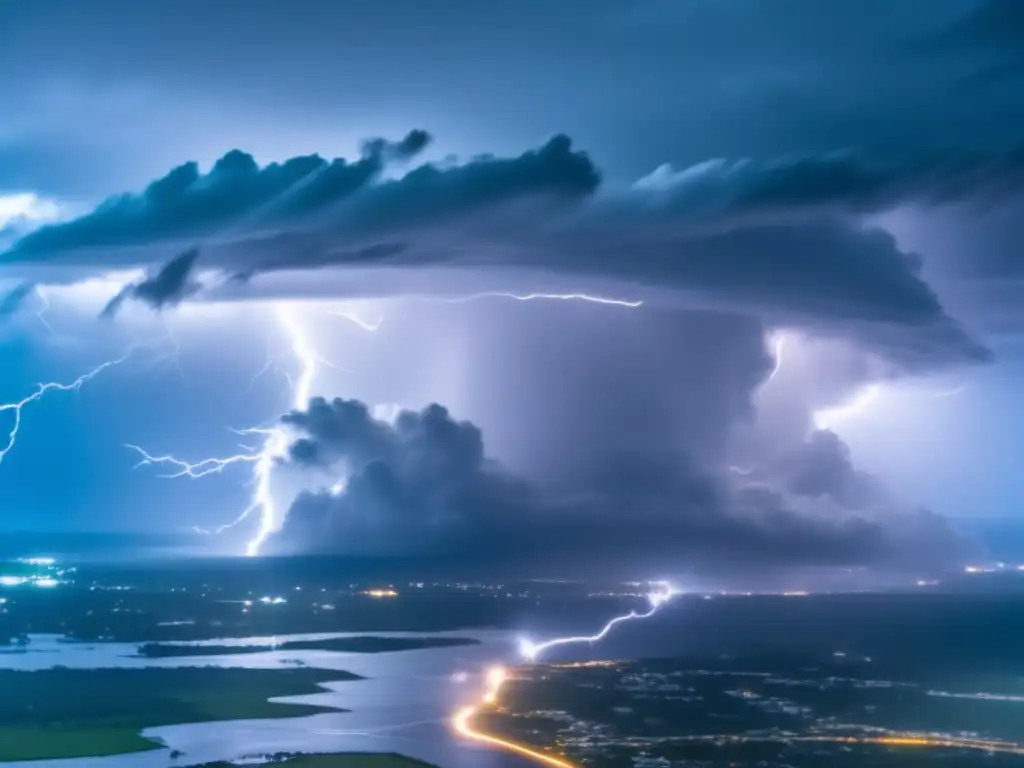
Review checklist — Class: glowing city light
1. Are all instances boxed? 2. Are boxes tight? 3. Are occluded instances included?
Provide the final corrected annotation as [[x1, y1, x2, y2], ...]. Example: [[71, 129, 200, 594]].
[[363, 588, 399, 598], [452, 665, 579, 767]]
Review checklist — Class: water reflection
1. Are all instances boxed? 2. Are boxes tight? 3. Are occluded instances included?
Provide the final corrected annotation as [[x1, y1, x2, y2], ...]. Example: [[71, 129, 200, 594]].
[[2, 631, 534, 768]]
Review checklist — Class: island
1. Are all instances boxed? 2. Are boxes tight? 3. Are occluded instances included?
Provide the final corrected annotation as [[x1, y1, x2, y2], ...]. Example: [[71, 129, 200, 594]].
[[0, 667, 356, 762], [138, 634, 480, 657]]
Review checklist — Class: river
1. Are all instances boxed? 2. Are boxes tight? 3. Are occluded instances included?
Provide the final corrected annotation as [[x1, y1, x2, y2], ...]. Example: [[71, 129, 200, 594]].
[[1, 631, 536, 768]]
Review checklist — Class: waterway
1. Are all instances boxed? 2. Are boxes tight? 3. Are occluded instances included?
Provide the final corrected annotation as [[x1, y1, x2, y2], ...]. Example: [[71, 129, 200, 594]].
[[1, 631, 535, 768]]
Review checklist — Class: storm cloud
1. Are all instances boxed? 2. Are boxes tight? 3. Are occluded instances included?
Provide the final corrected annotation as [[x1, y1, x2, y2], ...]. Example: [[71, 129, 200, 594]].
[[265, 393, 970, 577], [4, 133, 1007, 370], [101, 247, 202, 317]]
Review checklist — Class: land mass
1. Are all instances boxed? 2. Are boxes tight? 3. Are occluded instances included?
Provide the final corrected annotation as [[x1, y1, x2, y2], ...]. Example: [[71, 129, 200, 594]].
[[138, 634, 479, 657], [0, 666, 355, 762], [199, 755, 439, 767]]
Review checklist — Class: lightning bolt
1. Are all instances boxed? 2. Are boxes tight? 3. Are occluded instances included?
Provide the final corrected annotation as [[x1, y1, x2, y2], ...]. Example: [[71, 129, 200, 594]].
[[764, 333, 785, 384], [327, 306, 384, 331], [812, 383, 881, 431], [516, 581, 681, 662], [128, 302, 365, 556], [1, 342, 156, 466], [427, 292, 643, 309], [33, 286, 55, 334]]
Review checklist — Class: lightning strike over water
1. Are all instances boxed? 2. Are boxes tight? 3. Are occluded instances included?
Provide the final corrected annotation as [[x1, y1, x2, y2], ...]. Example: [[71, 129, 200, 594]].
[[430, 292, 643, 309], [516, 582, 681, 662]]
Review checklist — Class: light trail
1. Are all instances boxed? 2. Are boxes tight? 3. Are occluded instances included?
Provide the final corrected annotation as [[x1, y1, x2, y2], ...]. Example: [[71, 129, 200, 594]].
[[1, 342, 155, 466], [517, 581, 680, 662], [461, 673, 1024, 764], [429, 292, 643, 309], [452, 665, 579, 768], [660, 731, 1024, 756]]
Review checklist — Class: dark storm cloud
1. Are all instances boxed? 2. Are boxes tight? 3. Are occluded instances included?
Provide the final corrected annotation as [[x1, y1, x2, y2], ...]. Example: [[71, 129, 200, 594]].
[[636, 147, 1024, 218], [768, 430, 888, 511], [4, 134, 1004, 368], [925, 0, 1024, 52], [917, 0, 1024, 94], [9, 130, 433, 256], [101, 247, 201, 318], [264, 395, 970, 575]]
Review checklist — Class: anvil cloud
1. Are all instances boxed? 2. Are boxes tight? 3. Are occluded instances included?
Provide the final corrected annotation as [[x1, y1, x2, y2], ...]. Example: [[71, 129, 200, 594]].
[[3, 0, 1023, 578], [3, 132, 1003, 369]]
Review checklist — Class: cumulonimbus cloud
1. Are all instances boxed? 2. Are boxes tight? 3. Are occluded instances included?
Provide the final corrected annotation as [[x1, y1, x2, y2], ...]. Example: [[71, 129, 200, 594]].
[[263, 394, 973, 577]]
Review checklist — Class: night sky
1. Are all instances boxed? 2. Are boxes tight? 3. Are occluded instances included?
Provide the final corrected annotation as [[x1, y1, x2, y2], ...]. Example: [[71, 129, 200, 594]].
[[2, 0, 1023, 579]]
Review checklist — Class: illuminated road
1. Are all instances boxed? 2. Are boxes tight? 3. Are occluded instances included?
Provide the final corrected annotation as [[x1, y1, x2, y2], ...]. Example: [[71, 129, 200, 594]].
[[606, 731, 1024, 758], [802, 733, 1024, 755], [452, 663, 1024, 765], [451, 666, 580, 768], [663, 732, 1024, 755]]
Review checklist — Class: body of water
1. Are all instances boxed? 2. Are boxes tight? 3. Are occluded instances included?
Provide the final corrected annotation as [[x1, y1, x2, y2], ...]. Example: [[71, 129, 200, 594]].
[[1, 631, 535, 768]]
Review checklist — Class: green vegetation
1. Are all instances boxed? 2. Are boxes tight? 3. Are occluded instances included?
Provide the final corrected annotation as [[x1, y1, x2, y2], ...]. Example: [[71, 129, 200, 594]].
[[139, 634, 479, 658], [0, 667, 355, 761]]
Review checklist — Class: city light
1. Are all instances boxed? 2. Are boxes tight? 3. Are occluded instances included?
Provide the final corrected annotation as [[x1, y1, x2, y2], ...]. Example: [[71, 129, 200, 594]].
[[452, 665, 579, 768], [363, 588, 399, 598]]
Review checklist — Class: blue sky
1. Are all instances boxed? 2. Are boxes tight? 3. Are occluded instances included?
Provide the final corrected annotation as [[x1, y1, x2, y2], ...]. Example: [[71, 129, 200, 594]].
[[2, 0, 1023, 577]]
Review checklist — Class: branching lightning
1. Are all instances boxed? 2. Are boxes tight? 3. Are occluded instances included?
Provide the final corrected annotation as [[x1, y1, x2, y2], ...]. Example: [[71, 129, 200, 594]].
[[0, 342, 159, 466], [128, 302, 371, 556], [126, 442, 263, 478], [328, 306, 384, 331], [127, 304, 317, 554], [427, 292, 643, 309], [516, 581, 680, 662]]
